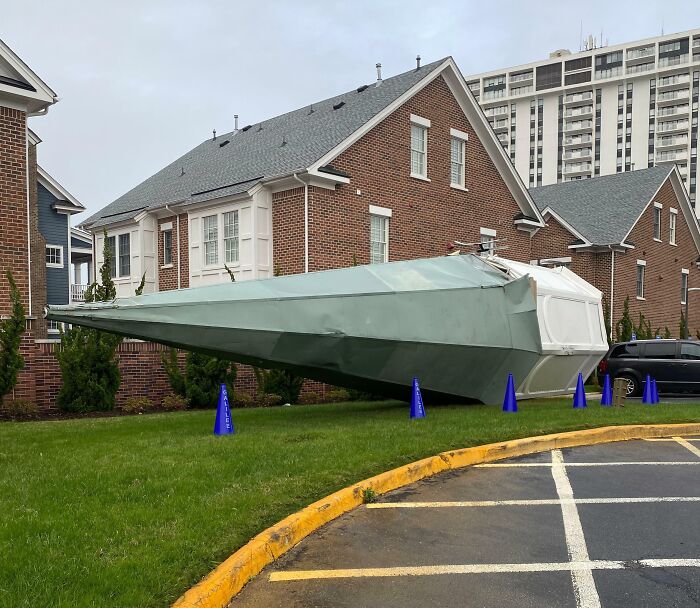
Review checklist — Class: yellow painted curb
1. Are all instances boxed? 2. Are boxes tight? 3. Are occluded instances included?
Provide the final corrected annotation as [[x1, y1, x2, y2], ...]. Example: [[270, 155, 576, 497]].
[[172, 422, 700, 608]]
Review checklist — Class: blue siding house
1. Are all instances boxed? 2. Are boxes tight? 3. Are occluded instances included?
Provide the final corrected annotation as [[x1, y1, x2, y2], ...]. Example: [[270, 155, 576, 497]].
[[37, 165, 90, 331]]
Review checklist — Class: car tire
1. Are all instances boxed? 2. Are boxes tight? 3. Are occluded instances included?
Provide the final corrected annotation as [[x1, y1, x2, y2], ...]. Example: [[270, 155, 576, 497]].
[[618, 374, 641, 397]]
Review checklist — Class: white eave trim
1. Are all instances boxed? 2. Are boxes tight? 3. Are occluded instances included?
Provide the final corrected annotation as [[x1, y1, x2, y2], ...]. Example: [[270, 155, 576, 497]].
[[38, 166, 84, 210], [307, 58, 544, 227], [0, 38, 57, 106]]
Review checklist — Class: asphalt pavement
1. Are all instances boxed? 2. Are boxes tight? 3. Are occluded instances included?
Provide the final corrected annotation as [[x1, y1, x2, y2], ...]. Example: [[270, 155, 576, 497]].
[[232, 437, 700, 607]]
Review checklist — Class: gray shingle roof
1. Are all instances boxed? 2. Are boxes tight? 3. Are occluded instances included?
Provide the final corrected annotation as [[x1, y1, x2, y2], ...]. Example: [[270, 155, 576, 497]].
[[529, 166, 673, 245], [84, 59, 448, 228]]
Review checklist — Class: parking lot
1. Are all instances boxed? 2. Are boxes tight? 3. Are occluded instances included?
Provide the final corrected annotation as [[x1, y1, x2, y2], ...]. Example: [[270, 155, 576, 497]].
[[233, 437, 700, 607]]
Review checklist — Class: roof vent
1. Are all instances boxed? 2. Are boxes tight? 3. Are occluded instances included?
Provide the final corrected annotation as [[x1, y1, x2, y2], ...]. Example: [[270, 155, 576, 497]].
[[180, 166, 185, 176], [308, 103, 315, 114], [416, 55, 421, 70], [333, 101, 345, 110], [241, 125, 252, 132], [356, 84, 369, 93], [281, 135, 287, 147], [219, 139, 230, 148], [234, 114, 239, 133], [257, 124, 263, 131], [376, 62, 382, 85], [212, 129, 217, 141]]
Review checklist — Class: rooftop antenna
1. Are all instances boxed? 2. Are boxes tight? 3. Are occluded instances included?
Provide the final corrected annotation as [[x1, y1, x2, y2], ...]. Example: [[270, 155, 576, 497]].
[[376, 62, 382, 85], [234, 114, 239, 133], [416, 55, 421, 70], [212, 129, 217, 141], [579, 20, 583, 51], [661, 20, 664, 36]]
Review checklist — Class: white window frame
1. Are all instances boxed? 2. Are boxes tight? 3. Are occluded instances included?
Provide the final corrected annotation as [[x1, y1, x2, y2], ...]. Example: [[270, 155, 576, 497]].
[[106, 235, 117, 278], [117, 233, 131, 278], [104, 231, 131, 279], [636, 260, 646, 300], [162, 229, 173, 267], [669, 208, 677, 245], [202, 214, 219, 267], [410, 114, 430, 181], [653, 202, 662, 242], [681, 268, 689, 305], [45, 244, 64, 268], [223, 210, 240, 265], [480, 227, 497, 257], [450, 128, 469, 190], [370, 208, 390, 264]]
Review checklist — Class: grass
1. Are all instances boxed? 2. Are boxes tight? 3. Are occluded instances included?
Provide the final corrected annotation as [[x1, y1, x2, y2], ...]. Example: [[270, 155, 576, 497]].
[[1, 398, 699, 607]]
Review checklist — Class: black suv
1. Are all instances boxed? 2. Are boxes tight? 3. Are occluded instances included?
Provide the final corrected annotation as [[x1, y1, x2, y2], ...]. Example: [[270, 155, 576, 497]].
[[598, 339, 700, 396]]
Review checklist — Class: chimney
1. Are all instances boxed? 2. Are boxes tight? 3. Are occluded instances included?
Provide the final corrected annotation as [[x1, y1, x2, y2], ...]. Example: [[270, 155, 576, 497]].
[[234, 114, 239, 133], [376, 63, 382, 85], [416, 55, 421, 69]]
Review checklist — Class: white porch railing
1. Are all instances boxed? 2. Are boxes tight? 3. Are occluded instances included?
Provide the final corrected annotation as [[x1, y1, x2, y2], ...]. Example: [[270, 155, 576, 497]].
[[71, 284, 88, 302]]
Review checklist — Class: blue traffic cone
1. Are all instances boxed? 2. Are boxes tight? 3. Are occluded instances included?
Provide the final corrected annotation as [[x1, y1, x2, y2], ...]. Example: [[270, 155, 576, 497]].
[[600, 374, 612, 407], [502, 373, 518, 413], [214, 383, 235, 435], [573, 373, 587, 408], [652, 378, 659, 404], [410, 377, 426, 419], [642, 374, 653, 404]]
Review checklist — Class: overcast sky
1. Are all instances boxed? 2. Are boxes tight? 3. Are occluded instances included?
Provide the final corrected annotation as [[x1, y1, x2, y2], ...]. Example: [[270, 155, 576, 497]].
[[1, 0, 692, 221]]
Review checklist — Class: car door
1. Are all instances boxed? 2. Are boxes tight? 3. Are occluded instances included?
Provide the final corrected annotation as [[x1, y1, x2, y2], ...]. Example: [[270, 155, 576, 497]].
[[677, 342, 700, 392], [639, 341, 680, 390]]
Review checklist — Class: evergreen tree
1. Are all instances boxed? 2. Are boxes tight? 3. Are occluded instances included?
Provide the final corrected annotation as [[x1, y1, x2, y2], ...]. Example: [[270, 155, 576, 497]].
[[0, 271, 26, 403], [55, 231, 122, 412], [615, 297, 634, 342], [680, 309, 688, 340]]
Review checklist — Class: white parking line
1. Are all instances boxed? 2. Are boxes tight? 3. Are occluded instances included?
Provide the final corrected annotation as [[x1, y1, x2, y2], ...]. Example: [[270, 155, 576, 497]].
[[269, 558, 700, 582], [643, 438, 700, 442], [673, 437, 700, 458], [476, 461, 700, 468], [367, 496, 700, 508], [551, 449, 600, 608]]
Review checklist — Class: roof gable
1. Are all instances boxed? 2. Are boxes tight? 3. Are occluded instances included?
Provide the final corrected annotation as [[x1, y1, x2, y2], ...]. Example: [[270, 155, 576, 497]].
[[38, 166, 85, 214], [0, 38, 56, 113], [84, 58, 544, 229], [530, 167, 673, 246]]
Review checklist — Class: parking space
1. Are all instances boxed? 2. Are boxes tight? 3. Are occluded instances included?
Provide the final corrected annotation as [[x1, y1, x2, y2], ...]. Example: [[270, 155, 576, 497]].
[[232, 438, 700, 607]]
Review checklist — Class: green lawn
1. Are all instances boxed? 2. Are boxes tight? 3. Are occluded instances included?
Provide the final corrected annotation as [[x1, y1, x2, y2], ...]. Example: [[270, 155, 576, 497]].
[[1, 398, 699, 607]]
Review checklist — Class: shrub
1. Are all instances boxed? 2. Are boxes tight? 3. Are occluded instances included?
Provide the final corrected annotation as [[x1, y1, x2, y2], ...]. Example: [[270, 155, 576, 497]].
[[299, 391, 322, 405], [0, 399, 38, 420], [122, 397, 153, 414], [254, 368, 304, 404], [326, 389, 351, 402], [0, 271, 26, 405], [55, 231, 122, 413], [162, 349, 236, 409], [256, 393, 282, 407], [159, 394, 187, 412], [232, 392, 254, 408]]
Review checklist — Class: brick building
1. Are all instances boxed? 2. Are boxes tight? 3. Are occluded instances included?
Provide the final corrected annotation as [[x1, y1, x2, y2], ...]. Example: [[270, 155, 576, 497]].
[[81, 57, 545, 293], [530, 165, 700, 337]]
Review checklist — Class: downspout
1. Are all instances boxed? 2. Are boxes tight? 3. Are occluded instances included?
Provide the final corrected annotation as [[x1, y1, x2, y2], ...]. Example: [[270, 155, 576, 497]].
[[25, 127, 32, 317], [165, 204, 181, 290], [292, 173, 309, 273], [609, 246, 615, 341]]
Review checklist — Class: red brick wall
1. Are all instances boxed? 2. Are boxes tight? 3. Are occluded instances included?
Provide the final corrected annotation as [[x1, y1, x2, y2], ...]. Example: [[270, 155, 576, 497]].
[[0, 106, 29, 314], [157, 214, 189, 291], [273, 75, 534, 273], [531, 177, 700, 338]]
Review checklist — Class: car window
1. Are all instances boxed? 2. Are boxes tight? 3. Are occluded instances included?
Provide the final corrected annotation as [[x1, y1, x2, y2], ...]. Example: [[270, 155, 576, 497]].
[[643, 342, 677, 359], [611, 343, 639, 358], [680, 342, 700, 360]]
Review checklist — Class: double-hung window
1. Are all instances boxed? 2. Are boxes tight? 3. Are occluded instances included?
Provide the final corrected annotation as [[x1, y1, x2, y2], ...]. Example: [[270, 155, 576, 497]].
[[636, 260, 646, 299], [163, 230, 173, 266], [670, 209, 677, 245], [223, 211, 240, 264], [45, 245, 63, 268], [653, 203, 662, 240], [369, 207, 391, 264], [450, 128, 468, 189], [118, 234, 130, 277], [106, 235, 117, 278], [410, 114, 430, 179], [480, 228, 497, 257], [203, 215, 219, 266]]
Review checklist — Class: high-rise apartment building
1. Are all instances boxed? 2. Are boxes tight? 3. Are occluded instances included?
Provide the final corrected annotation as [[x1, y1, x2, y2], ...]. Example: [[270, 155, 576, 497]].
[[467, 29, 700, 210]]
